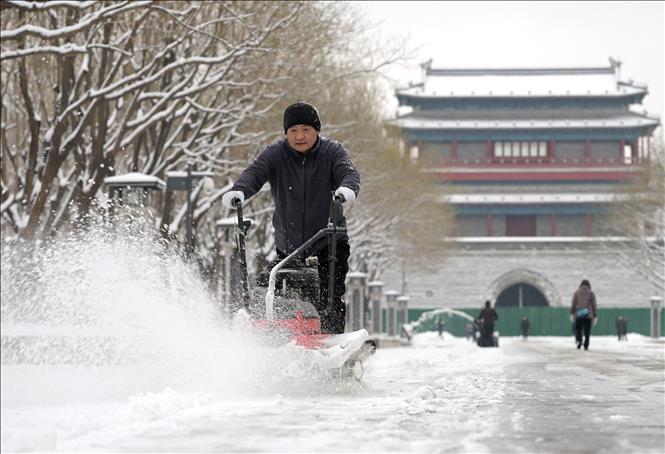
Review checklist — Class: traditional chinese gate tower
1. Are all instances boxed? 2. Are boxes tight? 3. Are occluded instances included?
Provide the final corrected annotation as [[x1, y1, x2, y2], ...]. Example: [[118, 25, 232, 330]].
[[391, 59, 660, 309]]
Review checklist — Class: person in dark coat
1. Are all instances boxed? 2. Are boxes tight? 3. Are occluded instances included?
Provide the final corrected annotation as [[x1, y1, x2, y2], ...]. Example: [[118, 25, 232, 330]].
[[478, 300, 498, 344], [465, 321, 476, 341], [520, 316, 530, 341], [222, 102, 360, 333], [437, 317, 445, 337], [616, 316, 628, 341], [570, 279, 598, 351]]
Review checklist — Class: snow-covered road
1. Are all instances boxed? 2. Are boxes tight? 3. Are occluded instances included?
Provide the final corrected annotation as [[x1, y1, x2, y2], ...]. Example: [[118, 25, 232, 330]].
[[2, 334, 664, 453]]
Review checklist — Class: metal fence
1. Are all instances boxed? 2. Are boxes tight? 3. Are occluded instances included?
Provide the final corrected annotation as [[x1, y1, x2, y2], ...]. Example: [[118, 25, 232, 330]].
[[407, 306, 665, 337]]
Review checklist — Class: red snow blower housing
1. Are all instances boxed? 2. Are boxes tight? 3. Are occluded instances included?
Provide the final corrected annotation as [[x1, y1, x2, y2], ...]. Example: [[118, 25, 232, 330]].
[[230, 195, 376, 378]]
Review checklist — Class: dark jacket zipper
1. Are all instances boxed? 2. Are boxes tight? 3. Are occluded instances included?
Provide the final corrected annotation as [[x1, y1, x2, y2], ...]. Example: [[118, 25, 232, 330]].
[[302, 156, 306, 246]]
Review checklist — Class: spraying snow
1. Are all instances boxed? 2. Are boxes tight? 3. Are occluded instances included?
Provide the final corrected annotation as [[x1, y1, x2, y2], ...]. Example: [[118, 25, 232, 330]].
[[1, 212, 355, 405]]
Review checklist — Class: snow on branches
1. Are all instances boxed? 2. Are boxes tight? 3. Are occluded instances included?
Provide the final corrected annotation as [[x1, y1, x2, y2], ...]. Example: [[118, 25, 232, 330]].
[[1, 0, 415, 288], [1, 1, 299, 239]]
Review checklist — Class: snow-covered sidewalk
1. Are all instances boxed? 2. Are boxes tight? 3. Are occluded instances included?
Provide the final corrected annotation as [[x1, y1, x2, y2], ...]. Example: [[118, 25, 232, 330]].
[[2, 334, 663, 453]]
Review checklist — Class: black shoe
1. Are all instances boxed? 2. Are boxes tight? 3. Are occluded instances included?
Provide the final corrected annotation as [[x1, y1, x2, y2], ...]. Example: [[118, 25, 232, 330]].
[[577, 342, 582, 349]]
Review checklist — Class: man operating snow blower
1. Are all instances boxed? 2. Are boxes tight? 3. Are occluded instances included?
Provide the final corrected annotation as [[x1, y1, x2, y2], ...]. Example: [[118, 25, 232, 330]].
[[222, 102, 360, 334]]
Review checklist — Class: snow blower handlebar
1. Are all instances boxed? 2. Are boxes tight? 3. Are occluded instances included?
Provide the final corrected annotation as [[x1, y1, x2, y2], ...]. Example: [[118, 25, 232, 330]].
[[323, 195, 344, 316], [264, 195, 345, 321], [233, 198, 251, 309]]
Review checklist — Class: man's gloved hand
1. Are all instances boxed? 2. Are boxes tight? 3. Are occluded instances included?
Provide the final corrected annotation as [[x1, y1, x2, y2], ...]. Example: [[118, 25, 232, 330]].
[[334, 186, 356, 204], [570, 314, 575, 323], [222, 190, 244, 209], [593, 318, 598, 326]]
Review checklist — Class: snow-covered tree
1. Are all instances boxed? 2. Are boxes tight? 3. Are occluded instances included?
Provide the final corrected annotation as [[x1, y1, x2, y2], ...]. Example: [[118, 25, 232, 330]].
[[605, 139, 665, 293], [1, 1, 303, 239], [1, 0, 452, 287], [202, 2, 453, 281]]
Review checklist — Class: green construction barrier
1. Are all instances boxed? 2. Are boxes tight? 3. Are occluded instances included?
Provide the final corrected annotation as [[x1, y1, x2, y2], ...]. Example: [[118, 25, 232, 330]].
[[407, 306, 664, 337]]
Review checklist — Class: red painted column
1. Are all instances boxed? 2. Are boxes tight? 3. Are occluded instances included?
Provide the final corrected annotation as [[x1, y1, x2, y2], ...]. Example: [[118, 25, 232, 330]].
[[487, 212, 493, 237], [584, 140, 591, 161], [586, 213, 593, 236], [619, 139, 626, 163], [647, 136, 651, 161], [451, 141, 458, 162], [486, 141, 493, 161], [632, 140, 639, 162], [548, 140, 556, 161], [550, 212, 557, 236]]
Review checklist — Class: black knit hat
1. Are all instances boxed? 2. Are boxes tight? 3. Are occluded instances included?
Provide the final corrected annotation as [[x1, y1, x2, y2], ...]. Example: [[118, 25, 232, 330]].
[[283, 102, 321, 133]]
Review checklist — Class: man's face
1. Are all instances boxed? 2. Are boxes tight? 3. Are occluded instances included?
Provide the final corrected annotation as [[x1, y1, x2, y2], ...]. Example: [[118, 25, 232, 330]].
[[286, 124, 318, 153]]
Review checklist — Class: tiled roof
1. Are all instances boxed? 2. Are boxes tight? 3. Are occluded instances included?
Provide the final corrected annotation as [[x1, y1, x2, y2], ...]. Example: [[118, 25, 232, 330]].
[[397, 64, 647, 99], [396, 108, 648, 121], [391, 115, 658, 130], [444, 193, 617, 204]]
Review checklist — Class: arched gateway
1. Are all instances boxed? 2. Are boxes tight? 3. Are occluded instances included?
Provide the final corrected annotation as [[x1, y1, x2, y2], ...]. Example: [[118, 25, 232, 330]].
[[484, 269, 561, 307], [496, 283, 548, 307]]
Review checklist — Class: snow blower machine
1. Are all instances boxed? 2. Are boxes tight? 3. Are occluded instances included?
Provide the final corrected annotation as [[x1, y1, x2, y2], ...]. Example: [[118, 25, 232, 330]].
[[475, 317, 499, 348], [230, 195, 376, 380]]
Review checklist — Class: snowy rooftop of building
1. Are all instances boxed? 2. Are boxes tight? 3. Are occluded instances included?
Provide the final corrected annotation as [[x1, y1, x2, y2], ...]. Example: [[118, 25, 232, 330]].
[[392, 115, 658, 130], [444, 236, 638, 243], [397, 61, 647, 99], [442, 193, 618, 204], [103, 172, 165, 189], [368, 280, 386, 287]]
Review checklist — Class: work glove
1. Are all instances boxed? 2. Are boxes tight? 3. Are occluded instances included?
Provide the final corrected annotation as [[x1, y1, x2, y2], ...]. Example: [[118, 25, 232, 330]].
[[593, 318, 598, 326], [222, 190, 244, 209], [334, 186, 356, 205], [570, 315, 575, 323]]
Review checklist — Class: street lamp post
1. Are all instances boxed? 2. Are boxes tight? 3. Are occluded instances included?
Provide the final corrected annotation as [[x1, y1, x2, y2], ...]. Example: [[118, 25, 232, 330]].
[[397, 295, 410, 338], [650, 295, 662, 338], [367, 281, 385, 335], [104, 172, 166, 209], [346, 271, 367, 331], [384, 290, 400, 337], [166, 165, 214, 259]]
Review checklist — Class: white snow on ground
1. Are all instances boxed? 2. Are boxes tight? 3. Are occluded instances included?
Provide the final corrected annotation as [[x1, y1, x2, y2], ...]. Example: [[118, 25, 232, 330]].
[[2, 332, 663, 453], [2, 225, 663, 452]]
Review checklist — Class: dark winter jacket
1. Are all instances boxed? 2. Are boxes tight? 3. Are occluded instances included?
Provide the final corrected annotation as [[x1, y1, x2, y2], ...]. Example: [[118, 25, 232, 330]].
[[570, 284, 597, 319], [231, 136, 360, 255], [478, 307, 498, 325]]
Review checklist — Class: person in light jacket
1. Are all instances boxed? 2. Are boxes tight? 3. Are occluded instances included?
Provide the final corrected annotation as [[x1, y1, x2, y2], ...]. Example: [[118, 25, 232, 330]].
[[570, 279, 598, 351]]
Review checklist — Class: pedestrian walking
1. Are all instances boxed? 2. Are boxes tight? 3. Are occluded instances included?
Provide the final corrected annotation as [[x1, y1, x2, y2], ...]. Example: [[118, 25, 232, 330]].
[[520, 316, 530, 341], [437, 317, 445, 337], [222, 102, 360, 333], [570, 279, 598, 351], [477, 300, 498, 346], [616, 315, 628, 341], [465, 321, 476, 341]]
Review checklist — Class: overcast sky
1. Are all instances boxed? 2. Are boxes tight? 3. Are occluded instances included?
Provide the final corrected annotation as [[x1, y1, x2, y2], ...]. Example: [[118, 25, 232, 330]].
[[358, 1, 664, 120]]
